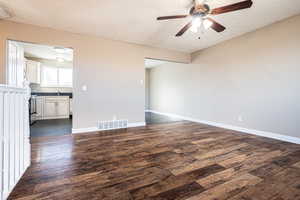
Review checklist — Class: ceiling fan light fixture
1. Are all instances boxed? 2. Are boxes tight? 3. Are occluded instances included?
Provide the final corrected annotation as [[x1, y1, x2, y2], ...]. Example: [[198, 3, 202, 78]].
[[203, 19, 213, 29], [191, 17, 202, 33], [191, 25, 198, 33]]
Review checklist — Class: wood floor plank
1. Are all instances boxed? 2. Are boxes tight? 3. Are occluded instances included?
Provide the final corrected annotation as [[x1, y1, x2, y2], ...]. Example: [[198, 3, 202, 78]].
[[170, 151, 240, 176], [293, 161, 300, 168], [193, 143, 248, 160], [187, 173, 262, 200], [148, 182, 204, 200], [196, 168, 237, 189]]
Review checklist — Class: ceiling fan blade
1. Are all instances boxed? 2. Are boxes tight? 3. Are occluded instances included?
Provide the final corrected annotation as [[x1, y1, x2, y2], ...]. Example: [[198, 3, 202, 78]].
[[175, 21, 193, 37], [206, 18, 226, 32], [157, 15, 188, 20], [211, 0, 253, 15], [186, 0, 195, 8]]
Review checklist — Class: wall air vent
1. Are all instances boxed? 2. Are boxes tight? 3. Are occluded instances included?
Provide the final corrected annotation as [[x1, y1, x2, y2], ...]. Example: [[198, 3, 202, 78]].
[[97, 119, 128, 131]]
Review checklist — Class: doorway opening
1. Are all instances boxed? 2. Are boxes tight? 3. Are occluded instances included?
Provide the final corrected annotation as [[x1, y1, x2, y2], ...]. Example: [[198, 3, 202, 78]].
[[144, 58, 182, 125], [6, 40, 74, 137]]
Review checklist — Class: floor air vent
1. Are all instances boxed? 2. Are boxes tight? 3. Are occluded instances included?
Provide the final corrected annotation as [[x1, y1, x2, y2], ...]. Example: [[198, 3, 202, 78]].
[[97, 120, 128, 131]]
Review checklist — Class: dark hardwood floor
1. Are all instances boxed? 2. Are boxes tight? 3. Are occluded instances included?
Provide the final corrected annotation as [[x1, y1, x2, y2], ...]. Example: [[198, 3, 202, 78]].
[[145, 112, 182, 125], [9, 121, 300, 200], [30, 118, 72, 138]]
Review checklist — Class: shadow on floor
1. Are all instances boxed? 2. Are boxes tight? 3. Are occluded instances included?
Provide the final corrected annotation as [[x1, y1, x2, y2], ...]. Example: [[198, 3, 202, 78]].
[[30, 119, 72, 138], [145, 112, 182, 125]]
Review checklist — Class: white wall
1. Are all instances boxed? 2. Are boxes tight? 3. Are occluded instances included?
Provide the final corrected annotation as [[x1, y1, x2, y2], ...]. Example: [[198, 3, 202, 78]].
[[149, 15, 300, 138]]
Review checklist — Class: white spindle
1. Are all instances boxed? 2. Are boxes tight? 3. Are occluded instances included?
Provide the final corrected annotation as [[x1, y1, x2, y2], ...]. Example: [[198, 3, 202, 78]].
[[19, 94, 24, 174], [3, 92, 9, 198], [0, 85, 31, 200], [9, 92, 15, 189], [15, 93, 20, 182], [0, 92, 4, 200]]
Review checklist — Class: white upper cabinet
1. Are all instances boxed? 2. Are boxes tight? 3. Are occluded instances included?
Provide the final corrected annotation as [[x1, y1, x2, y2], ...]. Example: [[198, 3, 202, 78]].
[[40, 66, 72, 87], [26, 60, 41, 84]]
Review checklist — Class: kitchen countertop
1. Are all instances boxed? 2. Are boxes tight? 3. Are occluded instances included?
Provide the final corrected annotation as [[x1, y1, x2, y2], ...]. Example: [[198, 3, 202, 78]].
[[31, 92, 73, 98]]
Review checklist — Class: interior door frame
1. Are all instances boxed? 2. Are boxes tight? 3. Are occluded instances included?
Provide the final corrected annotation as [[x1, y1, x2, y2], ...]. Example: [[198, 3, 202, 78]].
[[5, 39, 75, 134], [5, 39, 25, 87], [5, 39, 10, 85]]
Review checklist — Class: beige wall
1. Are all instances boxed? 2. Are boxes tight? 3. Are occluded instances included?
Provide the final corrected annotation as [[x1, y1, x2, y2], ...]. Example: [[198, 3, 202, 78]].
[[149, 15, 300, 138], [145, 68, 150, 110], [0, 20, 190, 129]]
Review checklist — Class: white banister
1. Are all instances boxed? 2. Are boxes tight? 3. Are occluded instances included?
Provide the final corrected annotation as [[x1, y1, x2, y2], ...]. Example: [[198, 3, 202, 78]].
[[0, 84, 31, 200]]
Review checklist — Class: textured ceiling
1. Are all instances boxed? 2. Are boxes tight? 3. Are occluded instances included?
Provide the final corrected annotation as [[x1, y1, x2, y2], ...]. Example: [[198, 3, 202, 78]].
[[1, 0, 300, 53], [19, 41, 73, 61]]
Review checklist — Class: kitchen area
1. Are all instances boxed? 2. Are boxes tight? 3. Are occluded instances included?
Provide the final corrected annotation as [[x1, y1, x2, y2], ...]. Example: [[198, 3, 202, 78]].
[[17, 41, 74, 137]]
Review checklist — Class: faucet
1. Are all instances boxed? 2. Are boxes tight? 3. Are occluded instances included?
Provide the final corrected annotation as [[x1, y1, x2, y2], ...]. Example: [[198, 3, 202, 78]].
[[57, 89, 61, 96]]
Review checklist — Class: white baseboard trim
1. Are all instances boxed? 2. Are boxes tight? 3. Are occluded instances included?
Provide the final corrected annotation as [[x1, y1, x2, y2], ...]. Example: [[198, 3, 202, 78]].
[[147, 110, 300, 145], [72, 122, 146, 134], [128, 122, 146, 128], [72, 127, 99, 134], [36, 116, 70, 120]]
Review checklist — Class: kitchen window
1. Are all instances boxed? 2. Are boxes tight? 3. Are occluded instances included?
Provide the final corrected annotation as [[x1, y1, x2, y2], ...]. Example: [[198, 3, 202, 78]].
[[41, 65, 72, 87]]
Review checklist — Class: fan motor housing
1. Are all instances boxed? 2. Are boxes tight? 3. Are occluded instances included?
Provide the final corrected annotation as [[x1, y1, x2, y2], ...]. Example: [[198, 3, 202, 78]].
[[190, 4, 210, 17]]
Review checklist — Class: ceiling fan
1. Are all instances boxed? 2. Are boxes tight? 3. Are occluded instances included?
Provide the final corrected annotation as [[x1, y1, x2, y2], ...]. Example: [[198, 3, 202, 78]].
[[157, 0, 253, 37]]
